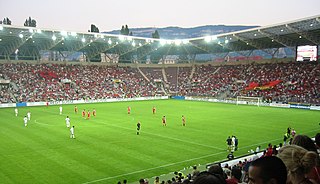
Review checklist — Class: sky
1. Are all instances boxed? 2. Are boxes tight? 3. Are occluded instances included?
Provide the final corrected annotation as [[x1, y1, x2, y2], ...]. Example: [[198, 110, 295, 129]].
[[0, 0, 319, 32]]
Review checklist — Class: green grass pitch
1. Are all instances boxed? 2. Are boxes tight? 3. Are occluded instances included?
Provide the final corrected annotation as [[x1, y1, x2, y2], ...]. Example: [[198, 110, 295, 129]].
[[0, 100, 319, 184]]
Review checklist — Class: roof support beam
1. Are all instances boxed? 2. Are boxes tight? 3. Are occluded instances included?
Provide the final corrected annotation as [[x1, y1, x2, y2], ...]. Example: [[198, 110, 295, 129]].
[[286, 24, 319, 45]]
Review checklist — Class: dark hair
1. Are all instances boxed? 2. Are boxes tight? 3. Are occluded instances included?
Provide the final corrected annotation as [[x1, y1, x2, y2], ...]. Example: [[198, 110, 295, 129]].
[[208, 164, 224, 176], [250, 156, 287, 184], [292, 135, 317, 153], [231, 167, 242, 181], [193, 171, 226, 184]]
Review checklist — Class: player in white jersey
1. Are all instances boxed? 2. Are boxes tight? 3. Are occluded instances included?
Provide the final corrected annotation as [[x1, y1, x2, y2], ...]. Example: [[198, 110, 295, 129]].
[[59, 106, 63, 115], [27, 111, 31, 121], [15, 108, 18, 116], [70, 126, 75, 139], [65, 116, 70, 128], [23, 116, 28, 127]]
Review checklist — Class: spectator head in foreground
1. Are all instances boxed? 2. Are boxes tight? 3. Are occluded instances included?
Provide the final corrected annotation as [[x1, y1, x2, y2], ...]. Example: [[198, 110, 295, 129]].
[[248, 156, 287, 184], [193, 171, 226, 184], [277, 145, 317, 184]]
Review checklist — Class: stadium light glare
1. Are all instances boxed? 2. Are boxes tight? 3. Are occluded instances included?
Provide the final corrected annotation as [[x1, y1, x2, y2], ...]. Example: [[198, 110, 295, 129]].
[[116, 41, 119, 44], [118, 35, 125, 41], [174, 40, 182, 46], [127, 37, 133, 41], [299, 35, 302, 39], [160, 39, 167, 46], [246, 42, 249, 45], [29, 28, 33, 33], [0, 39, 2, 41], [0, 26, 3, 30], [254, 34, 257, 36], [211, 36, 217, 40], [32, 40, 35, 43], [182, 40, 189, 44], [108, 39, 112, 45], [61, 31, 68, 36], [204, 36, 212, 42], [310, 23, 313, 27], [271, 39, 274, 42], [218, 41, 221, 44], [71, 32, 77, 37], [139, 43, 142, 47], [280, 29, 284, 32], [37, 29, 42, 33], [132, 41, 136, 47], [19, 34, 24, 38], [81, 38, 86, 43], [225, 40, 229, 44], [52, 35, 57, 41]]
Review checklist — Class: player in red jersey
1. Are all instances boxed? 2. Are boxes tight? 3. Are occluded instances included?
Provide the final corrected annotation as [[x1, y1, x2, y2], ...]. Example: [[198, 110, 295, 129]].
[[74, 106, 78, 114], [87, 110, 91, 119], [92, 109, 96, 117], [182, 115, 186, 126], [162, 116, 167, 126], [127, 106, 131, 114], [152, 106, 156, 114], [46, 101, 49, 108], [82, 109, 86, 118]]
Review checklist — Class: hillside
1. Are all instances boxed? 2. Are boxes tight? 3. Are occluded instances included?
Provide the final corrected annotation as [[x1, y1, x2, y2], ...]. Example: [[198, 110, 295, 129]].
[[104, 25, 259, 39]]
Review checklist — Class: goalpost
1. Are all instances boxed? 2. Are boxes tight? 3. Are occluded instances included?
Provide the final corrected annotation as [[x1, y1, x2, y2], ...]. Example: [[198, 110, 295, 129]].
[[236, 96, 263, 106]]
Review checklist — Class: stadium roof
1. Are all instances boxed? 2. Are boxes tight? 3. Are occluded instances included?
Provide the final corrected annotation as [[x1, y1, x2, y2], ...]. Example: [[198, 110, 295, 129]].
[[0, 15, 319, 62]]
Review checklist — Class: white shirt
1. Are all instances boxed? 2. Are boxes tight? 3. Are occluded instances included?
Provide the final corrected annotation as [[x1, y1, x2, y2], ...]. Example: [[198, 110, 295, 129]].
[[24, 117, 28, 123], [65, 118, 70, 124], [59, 107, 63, 111], [27, 112, 31, 118], [70, 127, 74, 134], [15, 108, 18, 114]]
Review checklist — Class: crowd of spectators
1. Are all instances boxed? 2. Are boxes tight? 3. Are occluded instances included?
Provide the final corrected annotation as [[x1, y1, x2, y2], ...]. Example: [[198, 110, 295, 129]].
[[132, 133, 320, 184], [0, 61, 319, 104], [0, 63, 158, 103]]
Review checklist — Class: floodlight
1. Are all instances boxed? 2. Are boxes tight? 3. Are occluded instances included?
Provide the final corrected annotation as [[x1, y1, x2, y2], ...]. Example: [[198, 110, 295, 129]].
[[61, 31, 68, 36], [116, 41, 119, 44], [81, 38, 86, 43], [280, 29, 284, 32], [182, 40, 189, 44], [37, 29, 41, 33], [32, 40, 35, 43], [299, 35, 302, 39], [0, 26, 3, 30], [19, 34, 24, 38], [0, 39, 2, 41], [310, 23, 313, 27], [132, 41, 136, 47], [52, 35, 57, 41], [160, 39, 167, 46], [225, 40, 229, 44], [29, 28, 33, 33], [204, 36, 212, 42], [254, 34, 257, 36], [108, 39, 112, 44], [174, 40, 182, 46], [246, 43, 249, 45], [211, 36, 217, 40], [71, 32, 77, 36], [118, 35, 125, 41], [139, 43, 142, 46], [62, 42, 64, 45], [127, 37, 133, 41]]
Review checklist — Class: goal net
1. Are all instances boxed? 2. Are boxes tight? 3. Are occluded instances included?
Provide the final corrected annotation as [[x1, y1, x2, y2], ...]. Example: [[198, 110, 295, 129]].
[[236, 96, 262, 106]]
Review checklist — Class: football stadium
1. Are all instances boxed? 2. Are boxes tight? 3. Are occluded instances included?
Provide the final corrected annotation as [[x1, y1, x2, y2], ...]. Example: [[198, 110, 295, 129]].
[[0, 9, 320, 184]]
